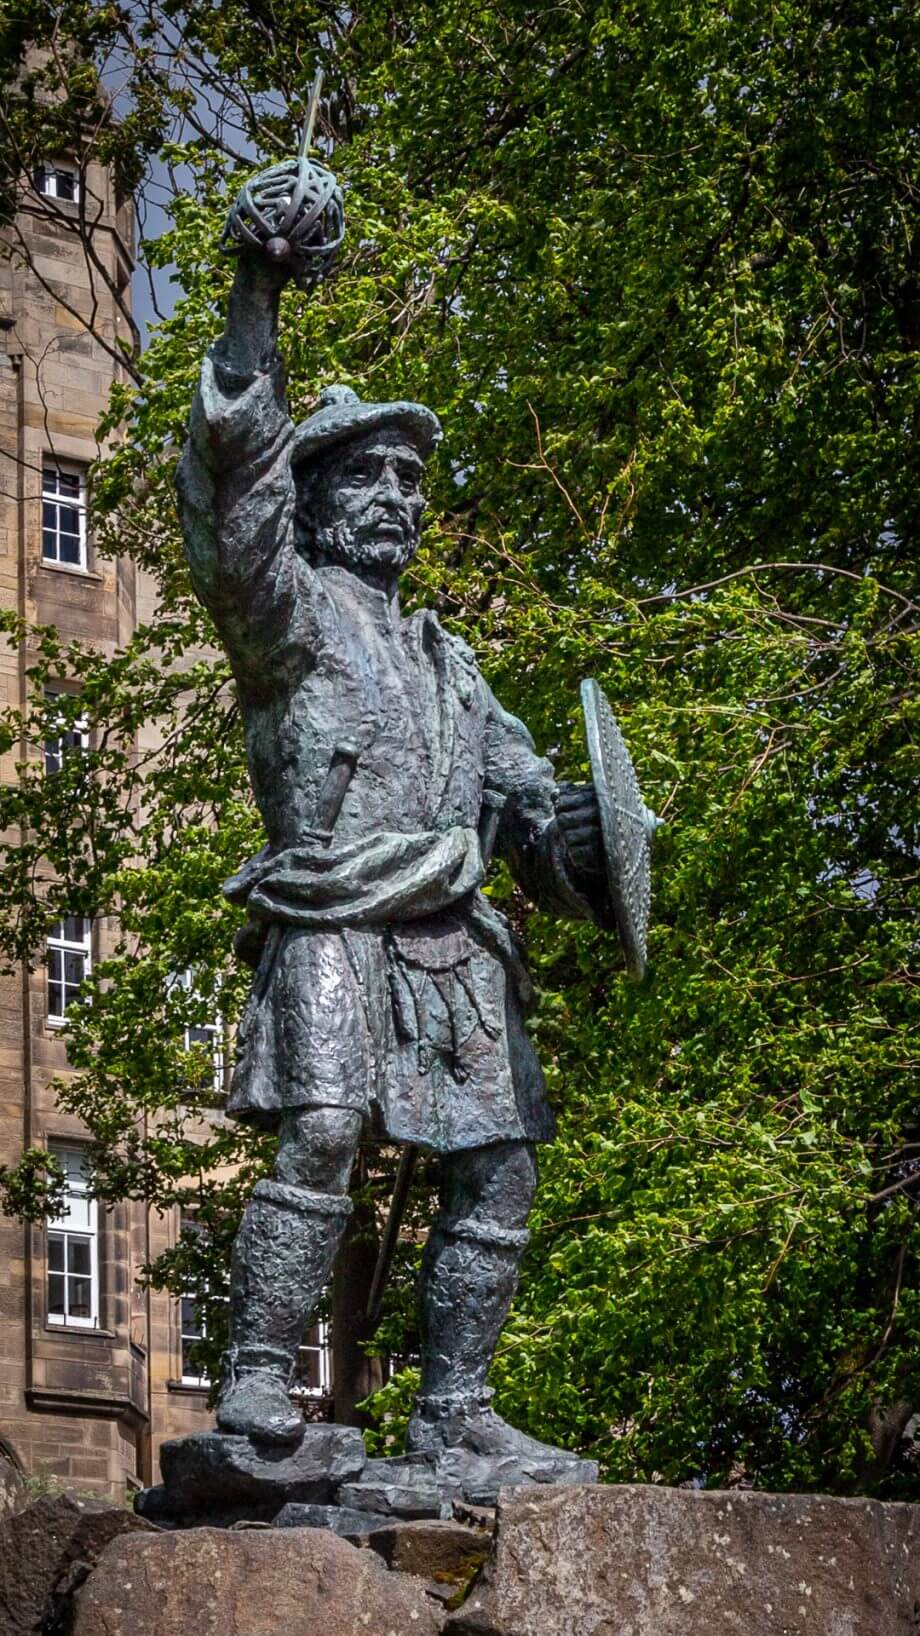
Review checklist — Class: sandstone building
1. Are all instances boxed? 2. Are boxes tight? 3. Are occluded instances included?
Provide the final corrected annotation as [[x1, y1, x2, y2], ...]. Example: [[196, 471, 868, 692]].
[[0, 151, 332, 1498]]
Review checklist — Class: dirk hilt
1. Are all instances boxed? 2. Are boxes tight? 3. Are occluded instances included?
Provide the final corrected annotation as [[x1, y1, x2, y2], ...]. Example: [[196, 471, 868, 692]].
[[305, 743, 358, 845], [478, 787, 505, 868]]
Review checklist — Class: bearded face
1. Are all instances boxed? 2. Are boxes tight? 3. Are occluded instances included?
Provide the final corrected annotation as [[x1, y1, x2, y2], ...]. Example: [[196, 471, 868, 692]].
[[295, 428, 426, 575]]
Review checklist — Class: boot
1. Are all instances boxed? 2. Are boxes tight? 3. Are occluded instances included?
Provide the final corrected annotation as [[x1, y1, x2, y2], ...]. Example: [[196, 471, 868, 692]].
[[406, 1213, 596, 1491], [408, 1386, 589, 1477], [216, 1178, 350, 1446]]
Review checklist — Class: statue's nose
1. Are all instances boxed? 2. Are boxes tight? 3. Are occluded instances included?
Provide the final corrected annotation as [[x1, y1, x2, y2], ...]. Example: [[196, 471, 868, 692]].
[[376, 467, 404, 505]]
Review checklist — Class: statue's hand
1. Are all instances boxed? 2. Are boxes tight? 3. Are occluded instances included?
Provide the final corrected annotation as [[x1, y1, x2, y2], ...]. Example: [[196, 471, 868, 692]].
[[554, 782, 606, 880]]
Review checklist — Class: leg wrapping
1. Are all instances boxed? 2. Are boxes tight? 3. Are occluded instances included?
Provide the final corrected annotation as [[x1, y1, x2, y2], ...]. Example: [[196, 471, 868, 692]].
[[228, 1183, 351, 1369], [417, 1213, 527, 1404]]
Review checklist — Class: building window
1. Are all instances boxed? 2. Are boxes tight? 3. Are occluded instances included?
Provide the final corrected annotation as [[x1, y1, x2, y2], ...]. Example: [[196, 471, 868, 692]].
[[178, 1212, 223, 1385], [296, 1321, 333, 1398], [43, 689, 88, 774], [47, 1145, 98, 1328], [172, 968, 224, 1101], [42, 465, 87, 569], [33, 164, 80, 203], [180, 1289, 210, 1385], [47, 916, 92, 1024]]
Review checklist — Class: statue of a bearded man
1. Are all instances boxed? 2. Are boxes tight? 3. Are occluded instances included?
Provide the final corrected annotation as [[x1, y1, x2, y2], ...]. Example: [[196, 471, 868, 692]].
[[176, 156, 612, 1493]]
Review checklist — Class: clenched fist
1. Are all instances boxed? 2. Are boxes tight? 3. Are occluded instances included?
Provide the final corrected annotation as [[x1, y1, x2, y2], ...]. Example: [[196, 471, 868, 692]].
[[554, 781, 605, 880]]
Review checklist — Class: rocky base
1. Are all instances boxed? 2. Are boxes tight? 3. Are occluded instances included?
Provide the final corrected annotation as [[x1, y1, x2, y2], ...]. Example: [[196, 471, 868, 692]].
[[6, 1481, 920, 1634], [135, 1424, 367, 1526], [135, 1424, 598, 1528]]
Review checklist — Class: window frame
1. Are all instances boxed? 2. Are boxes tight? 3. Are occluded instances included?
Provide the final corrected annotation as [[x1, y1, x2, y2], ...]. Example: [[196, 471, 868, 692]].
[[46, 1144, 99, 1330], [296, 1319, 333, 1399], [46, 916, 92, 1027], [41, 463, 88, 571], [177, 1211, 225, 1386], [33, 163, 81, 204], [171, 967, 225, 1103], [43, 687, 89, 775], [179, 1285, 211, 1386]]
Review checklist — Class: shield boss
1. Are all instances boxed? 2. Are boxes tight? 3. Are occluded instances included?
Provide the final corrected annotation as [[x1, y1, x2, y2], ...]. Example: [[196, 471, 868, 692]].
[[581, 678, 658, 980]]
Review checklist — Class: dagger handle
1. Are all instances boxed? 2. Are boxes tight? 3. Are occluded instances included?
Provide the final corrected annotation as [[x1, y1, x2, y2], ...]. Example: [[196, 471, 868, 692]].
[[307, 742, 359, 843]]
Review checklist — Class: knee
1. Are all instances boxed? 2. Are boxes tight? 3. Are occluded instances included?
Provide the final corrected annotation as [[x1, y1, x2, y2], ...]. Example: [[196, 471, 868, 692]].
[[443, 1141, 537, 1230], [275, 1107, 362, 1192]]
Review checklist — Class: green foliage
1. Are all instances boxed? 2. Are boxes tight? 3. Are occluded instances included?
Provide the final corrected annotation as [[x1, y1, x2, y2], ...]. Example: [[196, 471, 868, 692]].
[[1, 0, 918, 1494], [358, 1366, 421, 1459], [0, 1147, 65, 1222]]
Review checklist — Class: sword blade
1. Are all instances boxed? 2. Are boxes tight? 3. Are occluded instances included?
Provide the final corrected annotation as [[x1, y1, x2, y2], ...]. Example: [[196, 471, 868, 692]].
[[366, 1144, 419, 1331]]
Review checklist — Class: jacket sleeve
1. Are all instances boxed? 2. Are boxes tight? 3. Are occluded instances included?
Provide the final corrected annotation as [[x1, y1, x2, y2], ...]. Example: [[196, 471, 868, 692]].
[[175, 351, 319, 687], [482, 685, 609, 924]]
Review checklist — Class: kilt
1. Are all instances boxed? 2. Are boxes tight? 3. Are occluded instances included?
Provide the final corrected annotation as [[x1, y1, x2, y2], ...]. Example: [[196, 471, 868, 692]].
[[227, 906, 554, 1153]]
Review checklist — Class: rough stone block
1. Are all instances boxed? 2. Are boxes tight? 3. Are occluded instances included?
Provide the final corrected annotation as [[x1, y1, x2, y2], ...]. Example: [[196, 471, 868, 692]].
[[337, 1451, 456, 1520], [0, 1490, 153, 1634], [366, 1517, 490, 1598], [71, 1525, 445, 1635], [436, 1444, 598, 1507], [0, 1454, 26, 1520], [444, 1483, 920, 1636], [136, 1424, 366, 1523], [272, 1501, 391, 1535]]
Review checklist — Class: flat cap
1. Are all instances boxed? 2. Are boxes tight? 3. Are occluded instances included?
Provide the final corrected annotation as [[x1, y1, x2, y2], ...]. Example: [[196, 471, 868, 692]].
[[291, 384, 441, 469]]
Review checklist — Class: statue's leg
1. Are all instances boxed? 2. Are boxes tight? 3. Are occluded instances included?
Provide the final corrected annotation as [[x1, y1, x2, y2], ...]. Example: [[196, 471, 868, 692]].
[[413, 1139, 536, 1408], [407, 1140, 592, 1481], [217, 1105, 361, 1445]]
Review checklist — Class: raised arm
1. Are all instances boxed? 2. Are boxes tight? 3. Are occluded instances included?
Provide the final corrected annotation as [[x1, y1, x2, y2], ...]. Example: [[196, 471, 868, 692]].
[[175, 246, 320, 689], [175, 126, 348, 687]]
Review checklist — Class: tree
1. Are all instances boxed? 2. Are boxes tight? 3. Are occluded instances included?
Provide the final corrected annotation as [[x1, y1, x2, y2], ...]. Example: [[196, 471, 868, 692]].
[[0, 0, 917, 1493]]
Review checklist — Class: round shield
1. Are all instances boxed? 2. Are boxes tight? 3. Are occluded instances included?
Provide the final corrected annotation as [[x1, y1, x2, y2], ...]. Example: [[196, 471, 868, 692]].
[[581, 678, 659, 980]]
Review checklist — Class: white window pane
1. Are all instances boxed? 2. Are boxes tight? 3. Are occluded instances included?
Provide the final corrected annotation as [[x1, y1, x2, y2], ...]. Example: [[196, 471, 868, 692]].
[[63, 950, 85, 984], [47, 1147, 97, 1326], [68, 1277, 92, 1319], [67, 1238, 91, 1275], [48, 1272, 65, 1315], [56, 1148, 86, 1184], [66, 1196, 92, 1231]]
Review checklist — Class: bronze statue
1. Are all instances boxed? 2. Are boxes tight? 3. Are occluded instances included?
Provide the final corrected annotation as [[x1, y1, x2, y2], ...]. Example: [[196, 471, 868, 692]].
[[173, 118, 654, 1506]]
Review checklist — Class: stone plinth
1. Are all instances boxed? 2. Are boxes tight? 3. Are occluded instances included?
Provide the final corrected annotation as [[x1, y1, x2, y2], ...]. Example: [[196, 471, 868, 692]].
[[26, 1481, 920, 1635]]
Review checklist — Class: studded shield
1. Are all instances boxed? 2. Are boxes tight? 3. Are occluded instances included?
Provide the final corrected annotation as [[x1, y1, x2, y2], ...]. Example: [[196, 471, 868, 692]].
[[581, 678, 659, 980]]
